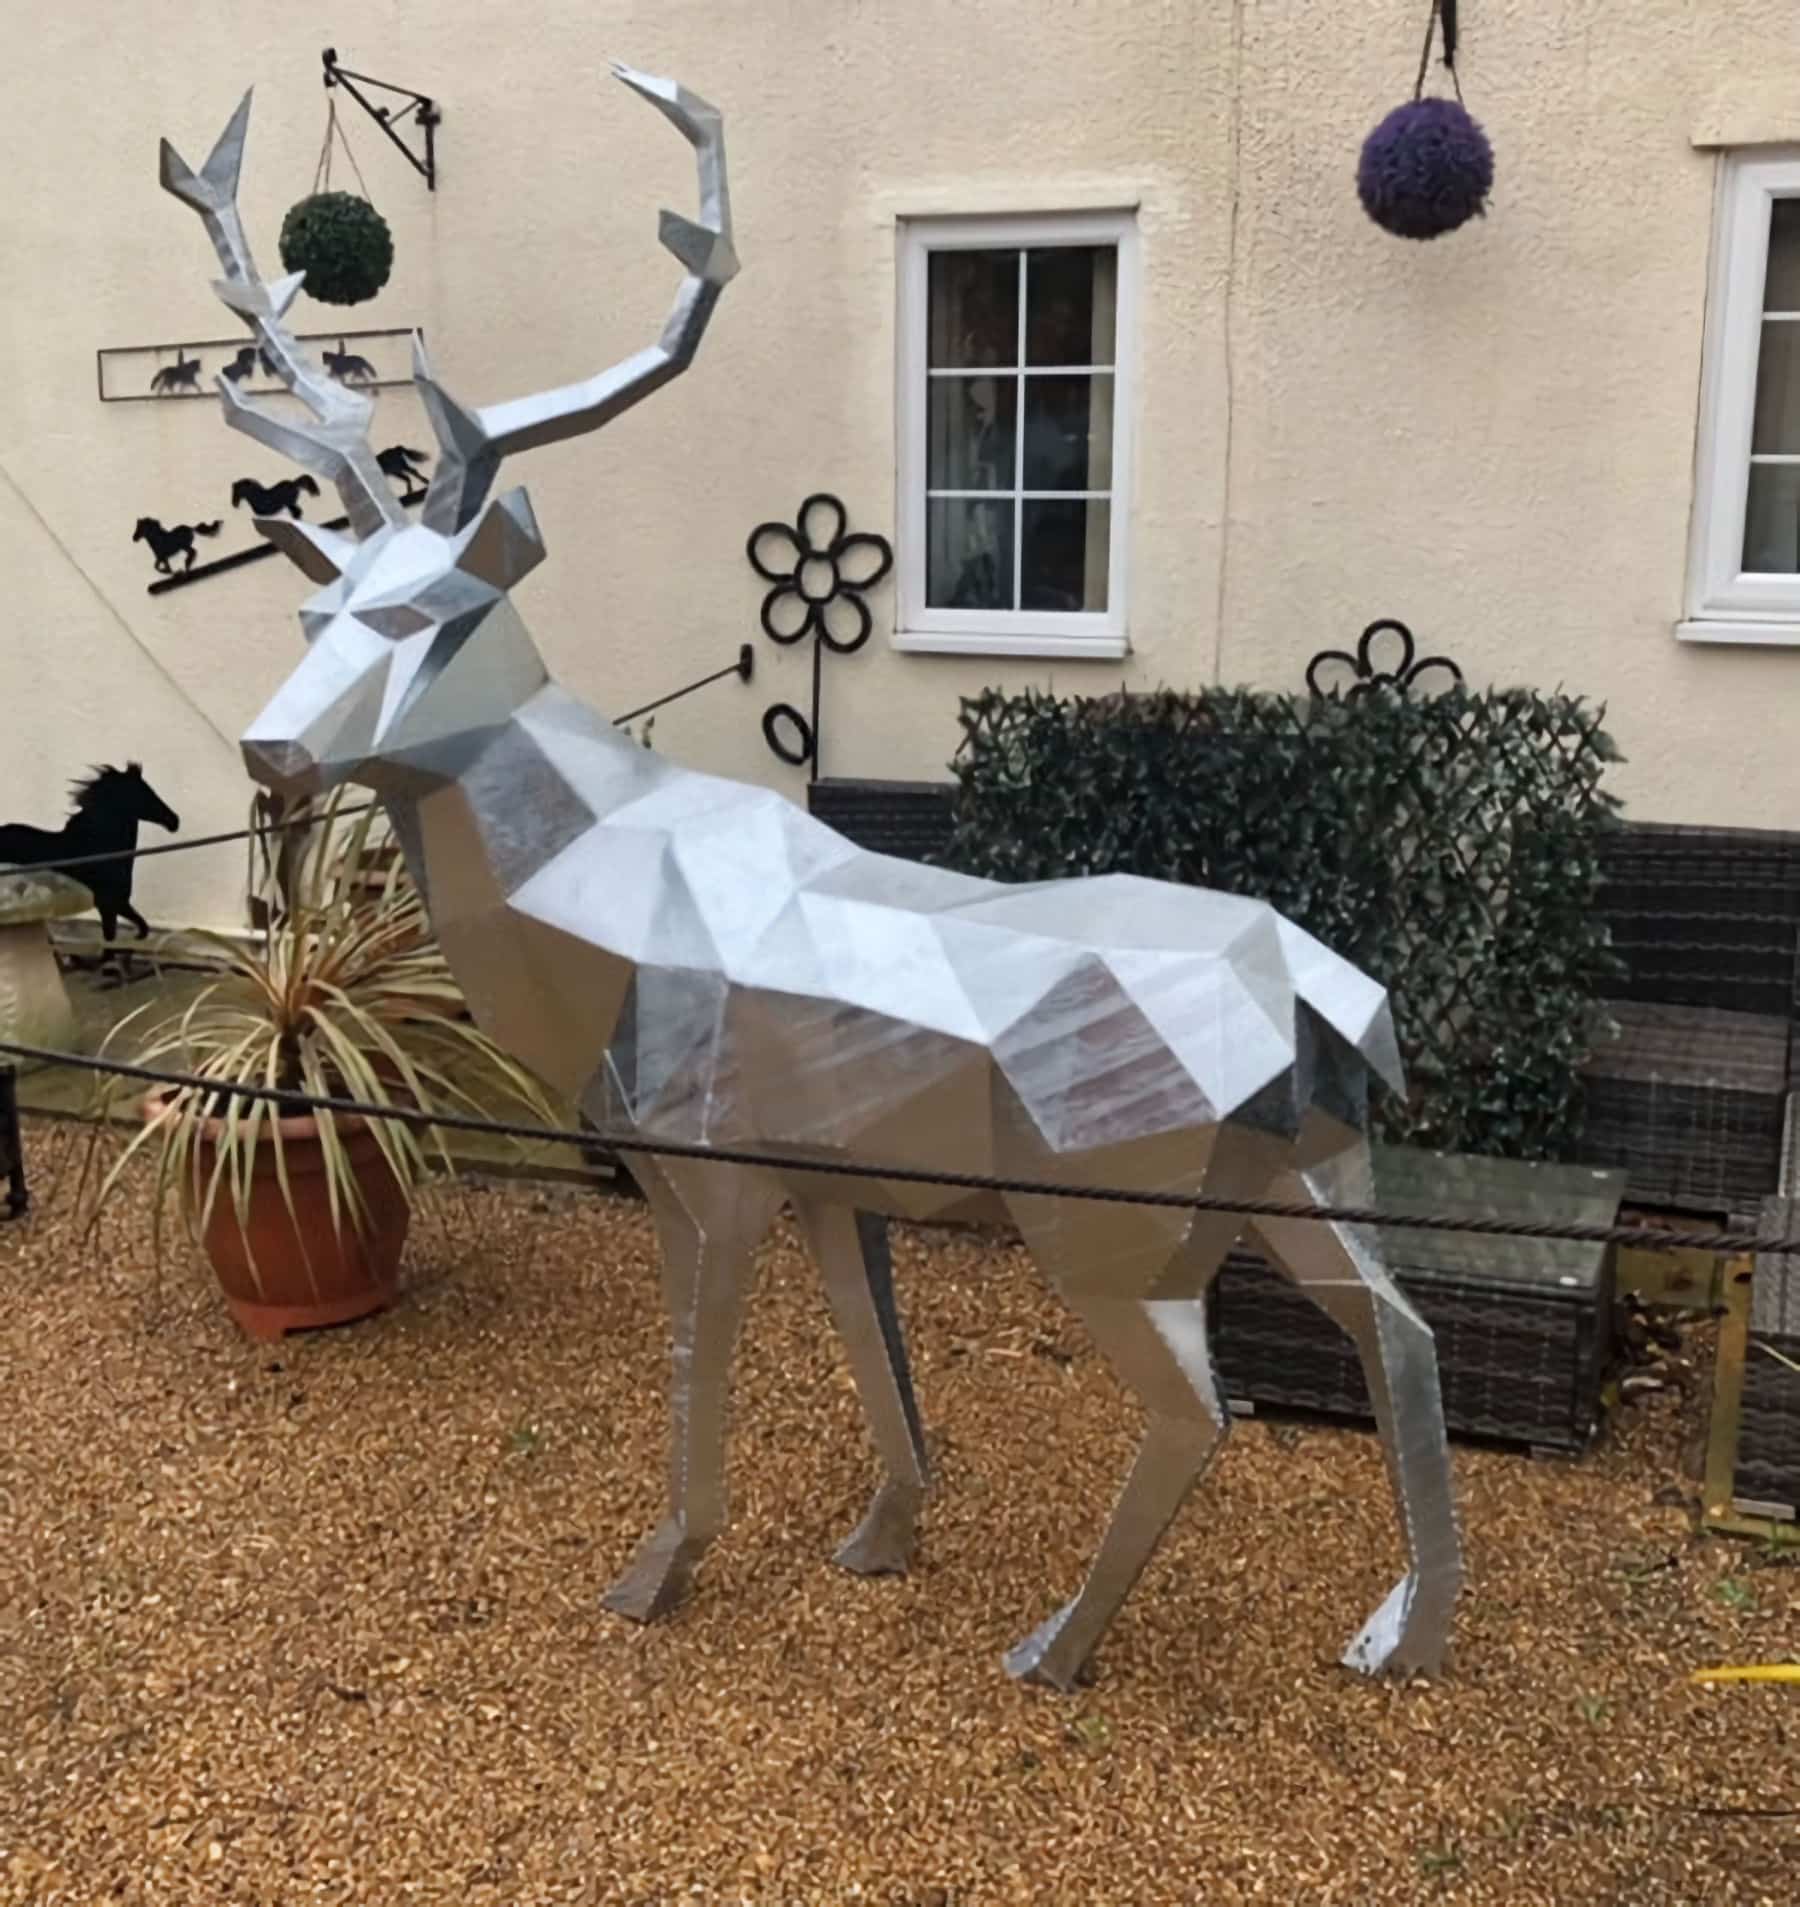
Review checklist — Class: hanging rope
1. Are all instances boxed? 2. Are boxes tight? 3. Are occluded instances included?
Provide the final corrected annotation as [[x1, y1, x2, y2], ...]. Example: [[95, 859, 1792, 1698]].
[[1413, 0, 1465, 104], [310, 96, 376, 205]]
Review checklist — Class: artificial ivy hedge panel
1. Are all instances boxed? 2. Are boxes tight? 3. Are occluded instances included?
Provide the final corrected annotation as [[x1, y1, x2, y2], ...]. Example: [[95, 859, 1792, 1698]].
[[939, 685, 1623, 1162]]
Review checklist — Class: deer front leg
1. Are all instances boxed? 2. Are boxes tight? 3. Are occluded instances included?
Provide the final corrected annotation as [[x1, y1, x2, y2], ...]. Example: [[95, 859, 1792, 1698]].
[[1005, 1197, 1240, 1691], [601, 1155, 782, 1624], [791, 1201, 928, 1576], [1247, 1152, 1463, 1679]]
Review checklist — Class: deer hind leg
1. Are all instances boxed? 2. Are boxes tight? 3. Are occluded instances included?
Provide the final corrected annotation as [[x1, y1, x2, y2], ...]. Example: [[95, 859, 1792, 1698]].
[[1004, 1199, 1239, 1692], [791, 1201, 928, 1576], [601, 1154, 783, 1624], [1247, 1145, 1463, 1678]]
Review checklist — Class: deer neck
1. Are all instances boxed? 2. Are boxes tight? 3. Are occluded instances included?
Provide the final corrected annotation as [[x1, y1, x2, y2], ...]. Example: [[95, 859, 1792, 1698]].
[[376, 687, 666, 1096]]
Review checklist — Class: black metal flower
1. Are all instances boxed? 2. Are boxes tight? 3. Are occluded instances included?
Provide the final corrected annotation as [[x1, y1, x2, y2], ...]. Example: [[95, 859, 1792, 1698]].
[[746, 494, 894, 655], [1306, 619, 1463, 701], [747, 495, 894, 772]]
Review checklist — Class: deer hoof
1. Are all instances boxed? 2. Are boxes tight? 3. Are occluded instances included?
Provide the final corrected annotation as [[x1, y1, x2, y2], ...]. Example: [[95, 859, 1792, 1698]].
[[1002, 1603, 1092, 1693], [600, 1518, 703, 1623], [1340, 1573, 1452, 1679], [831, 1479, 922, 1578]]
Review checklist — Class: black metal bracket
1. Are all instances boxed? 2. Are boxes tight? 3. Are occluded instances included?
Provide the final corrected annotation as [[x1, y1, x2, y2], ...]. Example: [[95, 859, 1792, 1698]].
[[144, 460, 429, 595], [322, 48, 440, 192], [613, 647, 754, 728]]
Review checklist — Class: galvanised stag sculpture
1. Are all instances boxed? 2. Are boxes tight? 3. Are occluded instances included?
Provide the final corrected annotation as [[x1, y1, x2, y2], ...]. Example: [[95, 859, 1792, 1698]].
[[161, 70, 1461, 1690]]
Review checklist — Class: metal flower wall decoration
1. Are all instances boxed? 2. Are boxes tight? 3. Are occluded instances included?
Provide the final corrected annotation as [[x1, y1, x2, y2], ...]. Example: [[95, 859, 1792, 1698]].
[[1306, 619, 1463, 701], [747, 494, 893, 772]]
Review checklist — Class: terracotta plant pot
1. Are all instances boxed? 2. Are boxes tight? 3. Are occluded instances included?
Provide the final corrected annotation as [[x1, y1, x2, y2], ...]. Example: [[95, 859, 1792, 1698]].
[[145, 1091, 410, 1341]]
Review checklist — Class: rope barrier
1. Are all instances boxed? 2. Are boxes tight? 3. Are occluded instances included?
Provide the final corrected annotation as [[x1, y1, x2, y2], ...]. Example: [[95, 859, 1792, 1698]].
[[1, 1036, 1791, 1260], [4, 803, 376, 879]]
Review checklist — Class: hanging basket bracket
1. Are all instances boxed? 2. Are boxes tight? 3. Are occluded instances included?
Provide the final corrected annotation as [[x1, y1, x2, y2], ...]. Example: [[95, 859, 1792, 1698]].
[[321, 47, 440, 192]]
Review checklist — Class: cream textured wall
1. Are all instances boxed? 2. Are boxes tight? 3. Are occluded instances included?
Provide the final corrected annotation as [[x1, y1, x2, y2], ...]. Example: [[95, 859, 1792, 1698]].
[[2, 1, 1798, 930]]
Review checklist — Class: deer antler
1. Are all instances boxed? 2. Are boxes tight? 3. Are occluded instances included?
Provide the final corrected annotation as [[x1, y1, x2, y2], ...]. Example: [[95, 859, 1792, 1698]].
[[160, 92, 404, 541], [411, 64, 739, 534]]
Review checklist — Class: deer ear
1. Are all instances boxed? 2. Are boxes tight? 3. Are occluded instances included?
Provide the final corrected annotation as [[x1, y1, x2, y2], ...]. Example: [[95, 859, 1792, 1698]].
[[455, 487, 545, 592], [255, 517, 358, 585]]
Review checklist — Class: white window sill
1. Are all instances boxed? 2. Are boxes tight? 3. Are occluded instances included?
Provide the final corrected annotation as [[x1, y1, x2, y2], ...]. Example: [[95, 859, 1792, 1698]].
[[894, 628, 1130, 661], [1676, 617, 1800, 645]]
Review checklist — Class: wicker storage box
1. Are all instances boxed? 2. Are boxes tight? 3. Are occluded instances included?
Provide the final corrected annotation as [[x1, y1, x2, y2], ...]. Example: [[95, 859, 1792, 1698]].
[[1734, 1196, 1800, 1520], [806, 779, 956, 865], [1594, 821, 1800, 1019], [1578, 1002, 1790, 1215], [1211, 1149, 1625, 1456]]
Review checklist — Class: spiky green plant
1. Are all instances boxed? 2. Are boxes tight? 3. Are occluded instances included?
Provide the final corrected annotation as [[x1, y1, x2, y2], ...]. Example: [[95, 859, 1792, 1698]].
[[88, 791, 555, 1287]]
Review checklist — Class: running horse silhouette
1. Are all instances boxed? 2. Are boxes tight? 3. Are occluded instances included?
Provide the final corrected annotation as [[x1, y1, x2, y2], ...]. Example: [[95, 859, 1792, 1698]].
[[376, 445, 431, 495], [132, 516, 219, 574], [232, 474, 318, 519], [160, 71, 1461, 1690], [0, 765, 180, 968]]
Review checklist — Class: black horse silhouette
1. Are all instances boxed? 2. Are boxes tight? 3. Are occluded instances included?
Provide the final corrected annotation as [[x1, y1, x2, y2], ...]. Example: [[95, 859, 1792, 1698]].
[[377, 444, 430, 493], [323, 339, 377, 385], [149, 353, 202, 394], [132, 517, 220, 574], [222, 343, 278, 383], [0, 764, 180, 961], [231, 474, 319, 519]]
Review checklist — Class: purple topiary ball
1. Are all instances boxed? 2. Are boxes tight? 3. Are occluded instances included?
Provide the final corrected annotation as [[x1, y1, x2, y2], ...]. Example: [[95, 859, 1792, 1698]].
[[1357, 97, 1494, 241]]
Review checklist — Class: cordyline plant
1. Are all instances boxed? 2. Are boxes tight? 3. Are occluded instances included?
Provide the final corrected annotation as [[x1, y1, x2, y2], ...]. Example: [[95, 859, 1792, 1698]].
[[86, 792, 554, 1279]]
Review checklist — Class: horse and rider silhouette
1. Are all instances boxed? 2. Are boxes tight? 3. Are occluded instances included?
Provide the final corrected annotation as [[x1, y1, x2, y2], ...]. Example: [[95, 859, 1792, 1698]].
[[222, 343, 277, 383], [323, 339, 378, 386], [0, 764, 180, 972], [149, 352, 202, 394]]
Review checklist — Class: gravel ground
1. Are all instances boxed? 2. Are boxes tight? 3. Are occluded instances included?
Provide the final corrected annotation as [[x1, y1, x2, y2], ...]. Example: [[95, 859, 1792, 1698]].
[[1, 1119, 1797, 1905]]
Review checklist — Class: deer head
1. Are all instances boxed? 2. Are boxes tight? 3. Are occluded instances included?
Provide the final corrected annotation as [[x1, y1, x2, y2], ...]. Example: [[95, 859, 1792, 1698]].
[[160, 67, 737, 801]]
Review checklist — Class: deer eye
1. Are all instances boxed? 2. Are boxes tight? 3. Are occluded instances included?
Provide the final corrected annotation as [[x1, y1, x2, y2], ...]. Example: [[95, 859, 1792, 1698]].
[[356, 606, 432, 640]]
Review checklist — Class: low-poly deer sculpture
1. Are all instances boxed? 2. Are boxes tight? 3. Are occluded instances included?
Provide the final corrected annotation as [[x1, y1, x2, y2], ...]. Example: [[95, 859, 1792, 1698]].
[[161, 69, 1461, 1690]]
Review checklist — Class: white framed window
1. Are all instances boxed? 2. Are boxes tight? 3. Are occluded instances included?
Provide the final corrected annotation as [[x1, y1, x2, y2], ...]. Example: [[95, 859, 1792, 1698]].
[[1684, 149, 1800, 642], [895, 210, 1138, 659]]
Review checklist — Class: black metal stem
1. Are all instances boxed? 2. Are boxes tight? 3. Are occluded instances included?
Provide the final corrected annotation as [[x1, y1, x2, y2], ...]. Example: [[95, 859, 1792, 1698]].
[[809, 635, 824, 782]]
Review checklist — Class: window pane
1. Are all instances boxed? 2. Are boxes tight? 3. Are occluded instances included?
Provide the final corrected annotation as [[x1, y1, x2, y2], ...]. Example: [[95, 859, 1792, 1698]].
[[1022, 374, 1114, 490], [1026, 247, 1117, 366], [928, 251, 1019, 368], [927, 376, 1017, 489], [1021, 499, 1110, 611], [1753, 322, 1800, 452], [1766, 198, 1800, 310], [1744, 464, 1800, 572], [928, 497, 1015, 608]]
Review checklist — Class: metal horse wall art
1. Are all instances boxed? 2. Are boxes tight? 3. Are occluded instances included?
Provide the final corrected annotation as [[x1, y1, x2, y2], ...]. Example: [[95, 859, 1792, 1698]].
[[160, 70, 1462, 1690], [0, 763, 180, 956]]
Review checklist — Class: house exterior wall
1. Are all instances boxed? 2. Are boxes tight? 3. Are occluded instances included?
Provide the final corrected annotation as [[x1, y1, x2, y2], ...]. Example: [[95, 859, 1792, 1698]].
[[2, 0, 1798, 930]]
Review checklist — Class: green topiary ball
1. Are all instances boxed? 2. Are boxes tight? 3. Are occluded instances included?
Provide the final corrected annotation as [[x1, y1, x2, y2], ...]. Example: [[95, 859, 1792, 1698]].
[[278, 191, 394, 306]]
